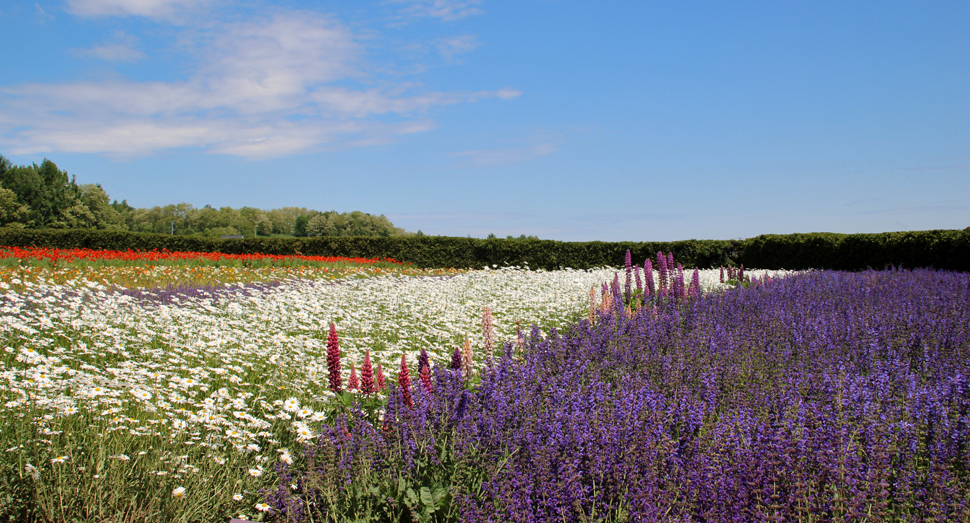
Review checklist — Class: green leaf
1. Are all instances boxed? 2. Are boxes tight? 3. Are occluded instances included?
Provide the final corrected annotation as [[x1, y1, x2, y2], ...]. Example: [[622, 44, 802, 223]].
[[432, 486, 448, 506], [419, 486, 433, 508]]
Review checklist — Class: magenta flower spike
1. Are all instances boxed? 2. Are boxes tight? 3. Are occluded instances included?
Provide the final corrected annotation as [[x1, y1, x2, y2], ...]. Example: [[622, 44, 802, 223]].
[[398, 354, 414, 409], [361, 351, 375, 394], [667, 252, 675, 273], [326, 323, 342, 393], [689, 268, 701, 298], [418, 348, 433, 393], [375, 363, 386, 391], [348, 362, 359, 391], [720, 266, 725, 283]]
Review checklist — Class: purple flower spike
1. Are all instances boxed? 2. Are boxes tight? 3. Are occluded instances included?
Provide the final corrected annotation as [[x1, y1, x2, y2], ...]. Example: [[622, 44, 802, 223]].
[[689, 268, 701, 297], [450, 346, 463, 371], [657, 252, 668, 292], [675, 263, 686, 299], [634, 264, 642, 293], [644, 259, 655, 297]]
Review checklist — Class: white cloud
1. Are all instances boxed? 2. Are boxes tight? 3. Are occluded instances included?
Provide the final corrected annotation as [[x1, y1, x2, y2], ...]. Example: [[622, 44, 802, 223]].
[[452, 143, 554, 167], [83, 43, 145, 62], [0, 9, 517, 158], [66, 0, 216, 19], [393, 0, 484, 22], [75, 34, 146, 62], [435, 34, 481, 61]]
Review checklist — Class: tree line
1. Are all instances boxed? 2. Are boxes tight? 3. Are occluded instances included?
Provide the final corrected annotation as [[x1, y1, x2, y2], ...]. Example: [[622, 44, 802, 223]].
[[0, 155, 409, 238]]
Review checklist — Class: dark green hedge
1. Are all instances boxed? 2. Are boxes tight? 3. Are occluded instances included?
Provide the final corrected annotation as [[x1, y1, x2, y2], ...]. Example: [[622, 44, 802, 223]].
[[740, 228, 970, 272], [1, 227, 967, 271]]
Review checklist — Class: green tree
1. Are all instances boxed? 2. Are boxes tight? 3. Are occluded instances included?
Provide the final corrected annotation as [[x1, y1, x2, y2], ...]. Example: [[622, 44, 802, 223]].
[[0, 183, 29, 228], [293, 214, 312, 237], [80, 184, 126, 230], [0, 157, 84, 228]]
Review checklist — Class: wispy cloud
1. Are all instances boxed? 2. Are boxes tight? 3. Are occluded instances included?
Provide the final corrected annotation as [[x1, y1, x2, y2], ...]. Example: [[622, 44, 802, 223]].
[[854, 201, 970, 215], [35, 2, 55, 23], [451, 142, 550, 167], [435, 34, 480, 61], [0, 9, 517, 158], [391, 0, 484, 22], [73, 34, 145, 62], [66, 0, 216, 20]]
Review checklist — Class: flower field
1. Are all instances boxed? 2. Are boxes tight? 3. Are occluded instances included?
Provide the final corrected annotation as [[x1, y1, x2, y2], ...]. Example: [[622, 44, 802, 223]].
[[5, 247, 965, 522], [0, 247, 787, 522]]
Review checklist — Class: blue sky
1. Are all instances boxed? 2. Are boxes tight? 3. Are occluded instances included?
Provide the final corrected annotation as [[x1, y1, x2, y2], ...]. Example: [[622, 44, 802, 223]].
[[0, 0, 967, 241]]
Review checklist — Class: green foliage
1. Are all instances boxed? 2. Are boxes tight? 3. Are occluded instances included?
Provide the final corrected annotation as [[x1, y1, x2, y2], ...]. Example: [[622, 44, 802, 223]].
[[740, 229, 970, 272], [1, 228, 967, 271]]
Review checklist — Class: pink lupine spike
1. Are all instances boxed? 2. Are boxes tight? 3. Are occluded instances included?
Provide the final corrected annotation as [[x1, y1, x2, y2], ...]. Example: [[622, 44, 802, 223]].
[[375, 363, 386, 391], [398, 354, 414, 409], [348, 362, 359, 391], [418, 348, 433, 393], [482, 307, 495, 360], [360, 351, 375, 394], [326, 323, 342, 393], [419, 361, 433, 394], [461, 336, 473, 379]]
